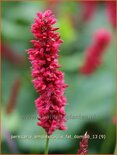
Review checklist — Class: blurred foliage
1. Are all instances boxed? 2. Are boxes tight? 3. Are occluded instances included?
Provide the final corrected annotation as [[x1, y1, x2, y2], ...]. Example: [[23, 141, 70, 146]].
[[1, 0, 116, 154]]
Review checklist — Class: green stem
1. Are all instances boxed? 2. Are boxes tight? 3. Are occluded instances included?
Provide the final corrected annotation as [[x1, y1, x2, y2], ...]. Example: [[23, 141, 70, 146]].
[[44, 134, 49, 154]]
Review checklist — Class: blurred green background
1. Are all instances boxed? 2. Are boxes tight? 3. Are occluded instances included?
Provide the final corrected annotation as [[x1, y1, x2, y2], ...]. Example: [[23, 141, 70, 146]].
[[1, 0, 116, 154]]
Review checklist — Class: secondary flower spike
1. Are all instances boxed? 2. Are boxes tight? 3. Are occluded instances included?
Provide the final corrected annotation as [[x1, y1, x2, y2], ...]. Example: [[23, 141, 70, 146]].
[[78, 132, 90, 155], [81, 1, 97, 22], [27, 10, 68, 135], [106, 1, 116, 28], [79, 29, 111, 75]]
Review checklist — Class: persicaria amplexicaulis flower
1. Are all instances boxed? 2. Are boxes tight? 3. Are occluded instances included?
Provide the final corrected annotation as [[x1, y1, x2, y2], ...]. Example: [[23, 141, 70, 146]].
[[79, 29, 111, 75], [81, 1, 97, 22], [106, 1, 116, 28], [27, 10, 68, 135], [78, 132, 90, 155]]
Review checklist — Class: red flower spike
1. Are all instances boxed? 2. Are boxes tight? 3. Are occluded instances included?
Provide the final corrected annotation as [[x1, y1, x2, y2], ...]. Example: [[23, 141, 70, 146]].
[[106, 1, 116, 28], [79, 29, 111, 75], [27, 10, 68, 135], [81, 1, 97, 22], [6, 78, 22, 114], [78, 132, 90, 155]]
